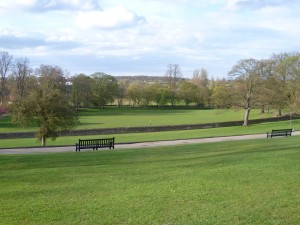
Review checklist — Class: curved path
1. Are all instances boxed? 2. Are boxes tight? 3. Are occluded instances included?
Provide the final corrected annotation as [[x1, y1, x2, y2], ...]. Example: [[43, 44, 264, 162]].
[[0, 131, 299, 155]]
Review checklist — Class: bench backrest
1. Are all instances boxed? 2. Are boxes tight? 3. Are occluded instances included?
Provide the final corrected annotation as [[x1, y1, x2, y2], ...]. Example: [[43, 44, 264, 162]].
[[271, 129, 292, 136], [272, 129, 292, 133], [78, 138, 114, 147]]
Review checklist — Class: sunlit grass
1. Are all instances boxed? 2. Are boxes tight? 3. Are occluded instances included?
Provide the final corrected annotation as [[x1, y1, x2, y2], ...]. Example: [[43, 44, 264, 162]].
[[0, 108, 278, 133], [0, 118, 299, 148], [1, 137, 299, 224]]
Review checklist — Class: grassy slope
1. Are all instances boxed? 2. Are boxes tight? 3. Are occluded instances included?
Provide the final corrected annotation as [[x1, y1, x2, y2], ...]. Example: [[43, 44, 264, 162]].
[[0, 137, 299, 224]]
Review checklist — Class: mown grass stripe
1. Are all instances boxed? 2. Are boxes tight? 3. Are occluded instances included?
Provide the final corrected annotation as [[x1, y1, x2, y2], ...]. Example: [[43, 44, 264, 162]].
[[1, 137, 299, 224]]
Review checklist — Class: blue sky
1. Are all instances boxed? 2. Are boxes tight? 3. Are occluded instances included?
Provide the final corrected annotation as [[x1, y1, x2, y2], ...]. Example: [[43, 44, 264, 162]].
[[0, 0, 299, 78]]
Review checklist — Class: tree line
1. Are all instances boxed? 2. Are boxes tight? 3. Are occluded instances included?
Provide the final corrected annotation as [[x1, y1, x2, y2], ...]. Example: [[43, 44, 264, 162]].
[[1, 51, 300, 145], [71, 67, 210, 109]]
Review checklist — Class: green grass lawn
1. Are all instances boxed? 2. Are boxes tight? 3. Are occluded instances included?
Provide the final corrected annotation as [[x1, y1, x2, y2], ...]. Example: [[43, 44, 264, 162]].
[[0, 137, 299, 224], [0, 108, 278, 133], [0, 118, 298, 148]]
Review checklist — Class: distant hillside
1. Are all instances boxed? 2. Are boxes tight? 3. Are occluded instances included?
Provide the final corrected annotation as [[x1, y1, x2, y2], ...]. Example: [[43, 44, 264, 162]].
[[115, 75, 187, 83]]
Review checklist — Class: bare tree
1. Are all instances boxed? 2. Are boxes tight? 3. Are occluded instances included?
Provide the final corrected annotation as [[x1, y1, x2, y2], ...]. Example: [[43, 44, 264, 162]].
[[165, 64, 182, 106], [11, 57, 32, 98], [228, 58, 262, 126], [191, 67, 210, 107], [0, 51, 13, 104]]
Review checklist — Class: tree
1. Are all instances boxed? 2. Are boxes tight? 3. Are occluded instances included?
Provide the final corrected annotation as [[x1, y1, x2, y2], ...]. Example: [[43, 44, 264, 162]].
[[253, 59, 275, 113], [283, 53, 300, 114], [263, 53, 293, 116], [126, 82, 143, 106], [71, 73, 93, 109], [10, 65, 78, 146], [142, 83, 156, 106], [165, 64, 182, 106], [191, 68, 211, 107], [91, 73, 119, 109], [116, 80, 127, 107], [228, 58, 262, 126], [192, 68, 209, 86], [178, 81, 201, 106], [10, 57, 32, 98], [210, 78, 232, 108], [152, 83, 169, 107], [0, 51, 13, 104]]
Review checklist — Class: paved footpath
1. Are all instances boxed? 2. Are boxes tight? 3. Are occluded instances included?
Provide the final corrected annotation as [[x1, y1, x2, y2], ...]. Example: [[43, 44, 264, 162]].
[[1, 131, 299, 155]]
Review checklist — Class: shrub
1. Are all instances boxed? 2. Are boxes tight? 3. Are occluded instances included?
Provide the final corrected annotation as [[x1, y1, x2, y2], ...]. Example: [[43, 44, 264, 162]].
[[0, 105, 8, 116]]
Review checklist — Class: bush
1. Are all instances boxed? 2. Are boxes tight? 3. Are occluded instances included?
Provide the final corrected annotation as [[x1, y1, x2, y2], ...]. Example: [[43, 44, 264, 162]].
[[0, 105, 8, 116]]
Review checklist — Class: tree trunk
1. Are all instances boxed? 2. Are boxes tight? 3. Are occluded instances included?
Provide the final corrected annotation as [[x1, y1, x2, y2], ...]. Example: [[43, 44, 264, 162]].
[[243, 108, 251, 126], [260, 106, 265, 114], [278, 109, 282, 116], [42, 136, 46, 146]]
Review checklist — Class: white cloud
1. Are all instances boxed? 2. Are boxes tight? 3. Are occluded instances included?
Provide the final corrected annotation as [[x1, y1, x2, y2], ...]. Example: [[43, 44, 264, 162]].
[[226, 0, 299, 10], [1, 0, 300, 77], [0, 0, 100, 11], [0, 0, 34, 10], [75, 6, 146, 30]]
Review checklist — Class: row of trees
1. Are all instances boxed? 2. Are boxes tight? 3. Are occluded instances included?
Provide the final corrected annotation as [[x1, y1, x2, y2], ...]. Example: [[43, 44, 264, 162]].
[[227, 53, 300, 126], [1, 51, 300, 145], [0, 53, 210, 110], [70, 52, 300, 127], [71, 67, 210, 109]]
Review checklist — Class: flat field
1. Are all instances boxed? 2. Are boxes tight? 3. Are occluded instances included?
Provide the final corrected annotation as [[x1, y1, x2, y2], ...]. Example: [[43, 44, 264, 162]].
[[0, 137, 299, 224], [1, 107, 297, 148], [0, 108, 277, 133], [0, 118, 299, 148]]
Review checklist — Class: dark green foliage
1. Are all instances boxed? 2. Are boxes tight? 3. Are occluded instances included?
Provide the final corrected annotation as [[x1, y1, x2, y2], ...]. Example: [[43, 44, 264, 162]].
[[91, 72, 119, 109]]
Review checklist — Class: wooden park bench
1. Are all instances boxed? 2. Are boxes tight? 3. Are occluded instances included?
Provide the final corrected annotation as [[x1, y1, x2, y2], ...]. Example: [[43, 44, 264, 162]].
[[75, 137, 115, 152], [266, 129, 293, 138]]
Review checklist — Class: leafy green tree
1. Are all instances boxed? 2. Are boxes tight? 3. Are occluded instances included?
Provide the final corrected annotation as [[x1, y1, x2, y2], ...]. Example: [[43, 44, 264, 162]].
[[210, 78, 232, 108], [178, 81, 201, 106], [283, 53, 300, 114], [265, 53, 294, 116], [116, 80, 127, 107], [71, 73, 93, 109], [152, 83, 169, 107], [126, 81, 143, 106], [91, 73, 119, 109], [253, 59, 275, 113], [141, 83, 153, 106], [10, 65, 78, 146]]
